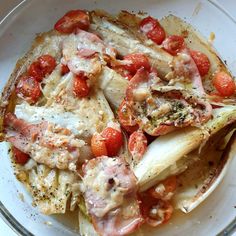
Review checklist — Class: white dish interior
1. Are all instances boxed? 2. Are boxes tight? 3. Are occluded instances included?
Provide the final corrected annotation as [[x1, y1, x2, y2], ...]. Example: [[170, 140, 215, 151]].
[[0, 0, 236, 235]]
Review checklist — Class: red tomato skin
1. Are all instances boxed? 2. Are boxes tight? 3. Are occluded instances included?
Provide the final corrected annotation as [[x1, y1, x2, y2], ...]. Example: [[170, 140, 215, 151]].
[[28, 61, 43, 82], [128, 130, 147, 158], [190, 50, 210, 76], [12, 146, 30, 165], [54, 10, 90, 34], [123, 53, 151, 74], [28, 55, 56, 81], [140, 16, 159, 33], [122, 124, 139, 134], [162, 35, 185, 55], [118, 100, 138, 133], [91, 133, 108, 157], [61, 64, 70, 75], [101, 127, 123, 156], [139, 193, 173, 227], [38, 55, 56, 76], [146, 26, 166, 45], [212, 71, 236, 97], [73, 75, 90, 98], [140, 16, 166, 45], [149, 176, 177, 200], [16, 75, 42, 104]]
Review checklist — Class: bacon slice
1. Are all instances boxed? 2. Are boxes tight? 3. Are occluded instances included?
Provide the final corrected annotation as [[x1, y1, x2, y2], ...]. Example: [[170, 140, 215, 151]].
[[126, 68, 212, 136], [82, 156, 143, 236], [4, 113, 85, 170]]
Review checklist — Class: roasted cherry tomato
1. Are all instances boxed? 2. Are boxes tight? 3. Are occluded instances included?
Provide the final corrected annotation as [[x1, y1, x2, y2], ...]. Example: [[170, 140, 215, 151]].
[[128, 130, 147, 160], [140, 16, 166, 45], [38, 55, 56, 75], [16, 75, 41, 104], [61, 64, 70, 75], [162, 35, 184, 56], [140, 192, 173, 227], [12, 146, 30, 165], [148, 176, 177, 200], [140, 16, 159, 33], [123, 53, 151, 74], [118, 100, 139, 133], [28, 61, 43, 82], [212, 71, 236, 97], [73, 75, 90, 98], [54, 10, 90, 33], [101, 127, 123, 156], [190, 50, 210, 77], [28, 54, 56, 81], [91, 133, 108, 157]]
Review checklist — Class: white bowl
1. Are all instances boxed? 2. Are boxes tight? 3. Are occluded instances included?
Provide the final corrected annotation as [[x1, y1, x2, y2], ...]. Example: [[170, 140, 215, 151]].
[[0, 0, 236, 235]]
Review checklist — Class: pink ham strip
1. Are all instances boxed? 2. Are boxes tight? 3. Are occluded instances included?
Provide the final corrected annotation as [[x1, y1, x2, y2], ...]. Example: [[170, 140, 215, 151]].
[[4, 113, 47, 143], [76, 29, 117, 58], [4, 113, 80, 166], [83, 156, 143, 236], [174, 46, 212, 120], [172, 46, 210, 97]]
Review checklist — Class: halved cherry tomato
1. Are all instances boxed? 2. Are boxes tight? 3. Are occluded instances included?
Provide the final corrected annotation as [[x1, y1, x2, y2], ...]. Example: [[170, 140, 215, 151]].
[[61, 64, 70, 75], [140, 16, 159, 33], [162, 35, 184, 56], [212, 71, 236, 97], [128, 130, 147, 160], [73, 75, 90, 98], [118, 100, 139, 133], [91, 133, 108, 157], [101, 127, 123, 156], [54, 10, 90, 34], [190, 50, 210, 77], [140, 16, 166, 45], [28, 55, 56, 81], [16, 75, 41, 104], [28, 61, 43, 82], [123, 53, 151, 74], [140, 192, 173, 227], [38, 55, 56, 75], [149, 176, 177, 200], [12, 146, 30, 165]]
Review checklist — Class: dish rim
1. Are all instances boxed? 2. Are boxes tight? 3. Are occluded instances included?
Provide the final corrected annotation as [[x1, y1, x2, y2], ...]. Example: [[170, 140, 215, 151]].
[[0, 0, 235, 235]]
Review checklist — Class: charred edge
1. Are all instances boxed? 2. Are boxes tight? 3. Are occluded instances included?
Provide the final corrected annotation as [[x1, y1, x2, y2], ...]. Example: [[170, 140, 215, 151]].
[[193, 127, 236, 200]]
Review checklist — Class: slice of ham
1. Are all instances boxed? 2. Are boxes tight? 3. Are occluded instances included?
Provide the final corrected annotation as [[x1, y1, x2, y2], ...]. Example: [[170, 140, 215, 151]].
[[62, 29, 117, 76], [4, 113, 84, 170], [126, 68, 212, 136], [76, 29, 117, 59], [82, 156, 143, 236], [172, 47, 205, 96]]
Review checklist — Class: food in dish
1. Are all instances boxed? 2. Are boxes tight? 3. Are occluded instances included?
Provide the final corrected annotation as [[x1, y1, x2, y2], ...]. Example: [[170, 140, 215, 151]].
[[1, 8, 236, 236]]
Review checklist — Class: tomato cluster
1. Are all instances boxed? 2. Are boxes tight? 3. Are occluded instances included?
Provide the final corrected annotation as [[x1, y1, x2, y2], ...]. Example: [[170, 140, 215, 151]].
[[16, 54, 56, 104]]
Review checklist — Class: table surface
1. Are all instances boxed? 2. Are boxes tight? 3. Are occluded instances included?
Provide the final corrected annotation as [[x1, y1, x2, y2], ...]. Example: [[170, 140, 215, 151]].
[[0, 0, 236, 235]]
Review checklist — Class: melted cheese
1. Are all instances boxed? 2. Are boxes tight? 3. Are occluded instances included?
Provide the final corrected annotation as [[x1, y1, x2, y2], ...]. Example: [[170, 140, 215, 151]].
[[68, 56, 102, 75], [83, 157, 137, 218], [15, 89, 114, 138]]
